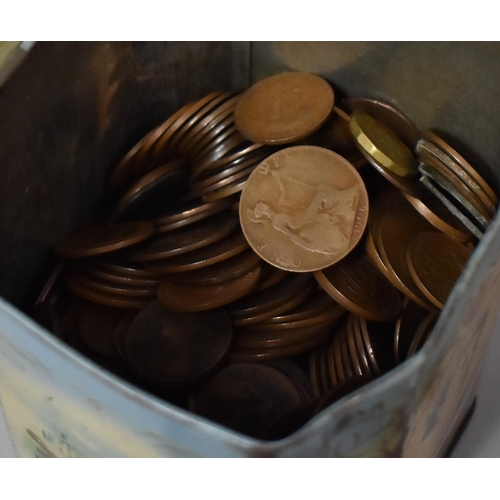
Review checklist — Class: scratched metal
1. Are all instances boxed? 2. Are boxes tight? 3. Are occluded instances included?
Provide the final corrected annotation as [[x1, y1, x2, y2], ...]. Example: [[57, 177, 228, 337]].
[[0, 42, 499, 456]]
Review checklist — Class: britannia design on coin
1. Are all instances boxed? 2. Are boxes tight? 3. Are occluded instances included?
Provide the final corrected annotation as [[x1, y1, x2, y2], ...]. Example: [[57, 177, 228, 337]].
[[240, 146, 369, 272]]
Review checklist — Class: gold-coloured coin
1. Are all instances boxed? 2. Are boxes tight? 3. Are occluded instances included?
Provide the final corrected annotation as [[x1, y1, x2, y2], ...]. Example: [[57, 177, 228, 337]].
[[240, 146, 369, 272], [349, 111, 417, 178]]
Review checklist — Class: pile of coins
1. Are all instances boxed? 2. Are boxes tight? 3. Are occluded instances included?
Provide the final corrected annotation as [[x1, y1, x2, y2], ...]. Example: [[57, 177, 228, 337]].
[[30, 71, 496, 440]]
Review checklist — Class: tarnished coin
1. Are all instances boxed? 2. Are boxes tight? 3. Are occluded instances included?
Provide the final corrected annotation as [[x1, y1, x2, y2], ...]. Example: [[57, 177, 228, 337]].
[[240, 146, 369, 272], [359, 317, 396, 375], [314, 249, 402, 322], [406, 312, 438, 357], [317, 375, 373, 412], [80, 263, 160, 287], [251, 264, 288, 293], [343, 98, 421, 150], [195, 363, 303, 438], [55, 222, 155, 260], [157, 267, 261, 312], [350, 111, 417, 178], [407, 232, 472, 309], [126, 301, 232, 385], [235, 72, 335, 145]]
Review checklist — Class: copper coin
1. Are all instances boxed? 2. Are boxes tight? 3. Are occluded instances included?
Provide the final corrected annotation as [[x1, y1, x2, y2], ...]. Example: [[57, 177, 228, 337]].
[[229, 273, 312, 319], [339, 325, 355, 380], [332, 328, 345, 382], [192, 133, 249, 172], [240, 146, 369, 272], [422, 130, 498, 205], [229, 333, 330, 363], [156, 206, 236, 234], [154, 198, 232, 226], [36, 262, 65, 305], [235, 72, 335, 145], [349, 111, 417, 178], [115, 312, 136, 363], [111, 162, 186, 221], [80, 264, 160, 287], [403, 191, 473, 243], [127, 212, 239, 262], [64, 275, 151, 309], [202, 177, 248, 203], [352, 314, 376, 377], [98, 261, 157, 278], [265, 359, 313, 399], [55, 222, 155, 260], [77, 303, 129, 357], [144, 232, 249, 274], [191, 124, 240, 164], [314, 249, 402, 322], [317, 375, 373, 412], [232, 283, 313, 327], [417, 139, 495, 215], [375, 209, 436, 310], [343, 98, 421, 150], [30, 302, 63, 339], [171, 250, 261, 286], [366, 232, 394, 283], [127, 301, 232, 385], [419, 175, 484, 240], [419, 163, 489, 230], [266, 290, 341, 323], [359, 317, 396, 375], [407, 232, 472, 309], [394, 297, 429, 363], [67, 269, 156, 298], [157, 267, 261, 312], [345, 315, 364, 377], [195, 363, 303, 438], [251, 264, 288, 293], [407, 312, 438, 358], [235, 320, 335, 349], [325, 339, 338, 388], [309, 349, 322, 397]]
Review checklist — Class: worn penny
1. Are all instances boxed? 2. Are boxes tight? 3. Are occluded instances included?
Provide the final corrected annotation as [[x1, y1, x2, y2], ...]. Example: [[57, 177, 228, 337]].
[[240, 146, 369, 272], [407, 232, 472, 309], [235, 72, 335, 145]]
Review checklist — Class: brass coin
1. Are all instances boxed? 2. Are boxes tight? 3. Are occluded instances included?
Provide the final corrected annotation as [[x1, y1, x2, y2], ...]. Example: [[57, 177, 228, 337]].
[[127, 212, 239, 262], [55, 222, 155, 260], [407, 232, 472, 309], [403, 191, 473, 243], [251, 264, 288, 293], [343, 98, 421, 150], [36, 262, 65, 305], [77, 303, 129, 357], [67, 269, 156, 298], [171, 250, 261, 286], [240, 146, 369, 272], [394, 297, 429, 364], [314, 249, 402, 322], [417, 139, 495, 215], [229, 333, 330, 363], [202, 177, 247, 203], [419, 175, 484, 240], [64, 275, 151, 309], [195, 363, 303, 438], [266, 290, 341, 323], [352, 314, 376, 377], [419, 163, 489, 230], [111, 162, 186, 221], [235, 72, 335, 145], [235, 320, 335, 349], [407, 312, 438, 358], [350, 111, 417, 178], [375, 209, 436, 310], [232, 284, 313, 327], [127, 301, 232, 386], [229, 273, 312, 319], [422, 130, 498, 205], [359, 317, 396, 375], [144, 232, 249, 274], [157, 267, 261, 312]]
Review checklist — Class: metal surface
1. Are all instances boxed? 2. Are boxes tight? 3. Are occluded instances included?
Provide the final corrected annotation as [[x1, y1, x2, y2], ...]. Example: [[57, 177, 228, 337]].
[[0, 42, 499, 457]]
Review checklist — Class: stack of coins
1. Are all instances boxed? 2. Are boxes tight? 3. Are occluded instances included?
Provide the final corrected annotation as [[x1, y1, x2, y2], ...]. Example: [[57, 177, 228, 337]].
[[30, 71, 496, 440]]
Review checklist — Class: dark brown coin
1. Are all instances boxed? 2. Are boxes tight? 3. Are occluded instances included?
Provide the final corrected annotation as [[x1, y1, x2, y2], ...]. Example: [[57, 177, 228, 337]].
[[115, 312, 137, 363], [314, 249, 402, 322], [317, 375, 373, 412], [36, 262, 65, 305], [67, 269, 156, 298], [193, 133, 249, 173], [394, 297, 430, 363], [407, 312, 438, 357], [126, 301, 232, 385], [98, 261, 157, 278], [339, 325, 355, 380], [65, 275, 151, 309], [359, 317, 396, 375], [157, 267, 261, 312], [144, 232, 249, 274], [235, 72, 335, 145], [154, 198, 233, 226], [325, 339, 338, 388], [352, 314, 376, 377], [265, 359, 313, 399], [77, 303, 129, 357], [345, 315, 364, 377], [195, 363, 303, 438], [375, 209, 436, 310], [343, 98, 421, 149], [251, 264, 288, 293], [171, 250, 261, 286], [229, 273, 313, 319], [127, 212, 239, 262], [407, 232, 472, 309], [55, 222, 155, 260], [30, 302, 63, 339], [80, 264, 160, 287], [309, 349, 322, 397]]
